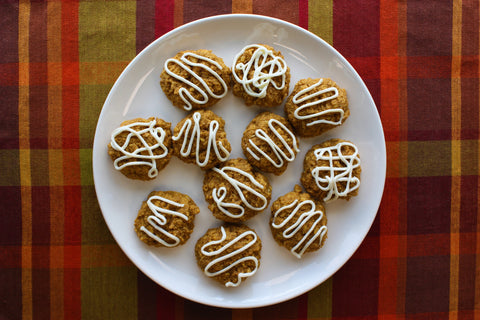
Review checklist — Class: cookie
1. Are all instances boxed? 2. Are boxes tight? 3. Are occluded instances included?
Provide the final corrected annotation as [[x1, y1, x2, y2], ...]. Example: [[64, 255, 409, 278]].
[[160, 49, 231, 111], [301, 139, 361, 202], [203, 158, 272, 222], [285, 78, 349, 137], [242, 112, 299, 175], [232, 44, 290, 107], [270, 185, 328, 258], [195, 224, 262, 287], [134, 190, 199, 247], [172, 110, 231, 170], [108, 117, 172, 180]]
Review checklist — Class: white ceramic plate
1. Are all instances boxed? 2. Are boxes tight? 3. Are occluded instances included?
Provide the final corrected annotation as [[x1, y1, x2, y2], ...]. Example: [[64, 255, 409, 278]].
[[93, 14, 386, 308]]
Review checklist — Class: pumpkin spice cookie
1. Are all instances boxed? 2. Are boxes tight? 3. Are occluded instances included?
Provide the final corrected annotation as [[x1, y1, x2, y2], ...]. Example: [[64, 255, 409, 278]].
[[195, 224, 262, 287], [270, 185, 328, 259], [108, 117, 172, 180], [285, 78, 349, 137], [301, 139, 361, 202], [172, 109, 231, 170], [203, 158, 272, 223], [134, 190, 199, 247], [242, 112, 299, 175], [160, 49, 231, 111], [232, 44, 290, 107]]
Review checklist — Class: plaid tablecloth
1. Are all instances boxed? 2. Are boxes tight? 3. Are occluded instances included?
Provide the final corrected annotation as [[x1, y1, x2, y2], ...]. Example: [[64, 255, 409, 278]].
[[1, 0, 479, 319]]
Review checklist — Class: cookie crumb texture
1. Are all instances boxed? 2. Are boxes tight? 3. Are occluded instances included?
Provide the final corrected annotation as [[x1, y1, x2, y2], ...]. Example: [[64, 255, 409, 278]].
[[270, 185, 327, 258], [134, 190, 199, 247], [195, 224, 262, 287], [285, 78, 349, 137], [242, 112, 299, 175], [172, 110, 231, 170], [203, 158, 272, 222], [108, 117, 172, 180], [232, 44, 290, 107], [301, 139, 361, 202], [160, 49, 231, 111]]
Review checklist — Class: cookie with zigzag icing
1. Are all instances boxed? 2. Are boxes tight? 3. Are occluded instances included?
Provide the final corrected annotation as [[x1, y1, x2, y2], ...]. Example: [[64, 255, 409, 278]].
[[172, 110, 231, 170], [195, 224, 262, 287], [241, 112, 299, 175], [285, 78, 349, 137], [270, 185, 328, 259], [160, 49, 231, 111], [134, 190, 199, 247]]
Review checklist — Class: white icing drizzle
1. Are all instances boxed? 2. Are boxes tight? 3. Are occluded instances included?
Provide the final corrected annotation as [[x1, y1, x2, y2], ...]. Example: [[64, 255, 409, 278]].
[[164, 52, 228, 110], [110, 119, 169, 178], [311, 141, 361, 202], [292, 79, 344, 127], [200, 226, 259, 287], [140, 195, 188, 247], [246, 118, 299, 168], [271, 199, 327, 259], [232, 44, 288, 98], [172, 112, 230, 167], [212, 166, 268, 219]]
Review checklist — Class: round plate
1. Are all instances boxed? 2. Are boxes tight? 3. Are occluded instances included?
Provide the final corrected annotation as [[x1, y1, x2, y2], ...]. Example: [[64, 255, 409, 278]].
[[92, 14, 386, 308]]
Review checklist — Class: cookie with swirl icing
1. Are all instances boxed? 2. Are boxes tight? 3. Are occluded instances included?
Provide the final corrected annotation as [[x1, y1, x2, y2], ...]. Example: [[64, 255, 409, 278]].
[[172, 110, 231, 170], [270, 185, 328, 259], [195, 224, 262, 287], [232, 44, 290, 107], [301, 139, 361, 202], [134, 190, 199, 247], [160, 49, 231, 111], [203, 158, 272, 222], [241, 112, 299, 175], [285, 78, 349, 137], [108, 117, 172, 180]]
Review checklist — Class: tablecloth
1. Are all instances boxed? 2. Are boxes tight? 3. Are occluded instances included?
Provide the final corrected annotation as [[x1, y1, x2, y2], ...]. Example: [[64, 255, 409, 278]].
[[1, 0, 479, 319]]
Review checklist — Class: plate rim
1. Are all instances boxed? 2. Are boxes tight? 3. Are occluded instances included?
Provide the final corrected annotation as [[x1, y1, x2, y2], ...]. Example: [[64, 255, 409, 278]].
[[92, 13, 387, 308]]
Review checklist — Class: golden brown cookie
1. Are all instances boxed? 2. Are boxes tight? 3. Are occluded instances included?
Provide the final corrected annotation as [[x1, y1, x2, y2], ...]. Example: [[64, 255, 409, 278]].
[[195, 224, 262, 287], [232, 44, 290, 107], [285, 78, 349, 137], [172, 110, 231, 170], [270, 185, 328, 258], [203, 158, 272, 222], [134, 190, 199, 247], [108, 117, 172, 180], [241, 112, 299, 175], [160, 49, 231, 111], [301, 139, 361, 202]]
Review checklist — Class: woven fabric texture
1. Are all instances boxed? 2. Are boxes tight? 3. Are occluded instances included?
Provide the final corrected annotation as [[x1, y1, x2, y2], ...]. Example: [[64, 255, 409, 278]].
[[1, 0, 479, 319]]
